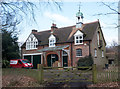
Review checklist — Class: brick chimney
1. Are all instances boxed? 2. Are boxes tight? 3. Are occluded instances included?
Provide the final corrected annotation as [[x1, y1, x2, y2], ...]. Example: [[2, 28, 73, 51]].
[[51, 23, 57, 34], [32, 29, 37, 33]]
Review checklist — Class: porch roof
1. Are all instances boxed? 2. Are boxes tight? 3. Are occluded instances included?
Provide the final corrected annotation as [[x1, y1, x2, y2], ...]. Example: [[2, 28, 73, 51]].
[[38, 45, 69, 52]]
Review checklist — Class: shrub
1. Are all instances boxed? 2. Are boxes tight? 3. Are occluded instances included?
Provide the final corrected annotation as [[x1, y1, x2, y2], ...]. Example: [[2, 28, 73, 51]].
[[77, 55, 93, 67], [2, 60, 10, 68]]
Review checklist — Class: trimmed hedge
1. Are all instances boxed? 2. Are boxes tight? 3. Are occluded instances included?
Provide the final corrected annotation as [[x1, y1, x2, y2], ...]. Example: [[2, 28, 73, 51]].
[[77, 55, 93, 67]]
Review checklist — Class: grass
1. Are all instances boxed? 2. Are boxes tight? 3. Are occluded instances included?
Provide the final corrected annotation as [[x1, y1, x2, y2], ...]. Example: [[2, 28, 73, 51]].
[[2, 66, 119, 85], [2, 68, 40, 81]]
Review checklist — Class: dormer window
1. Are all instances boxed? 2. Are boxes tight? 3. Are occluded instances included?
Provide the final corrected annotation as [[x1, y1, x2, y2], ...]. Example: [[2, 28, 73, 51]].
[[49, 34, 56, 47], [26, 34, 38, 50], [74, 30, 83, 45]]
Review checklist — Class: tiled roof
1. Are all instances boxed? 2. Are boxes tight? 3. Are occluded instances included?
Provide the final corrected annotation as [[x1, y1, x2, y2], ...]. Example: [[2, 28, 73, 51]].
[[22, 21, 99, 47]]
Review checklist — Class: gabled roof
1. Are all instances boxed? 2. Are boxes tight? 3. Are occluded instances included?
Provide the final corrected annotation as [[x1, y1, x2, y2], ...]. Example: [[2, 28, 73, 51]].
[[22, 21, 100, 47]]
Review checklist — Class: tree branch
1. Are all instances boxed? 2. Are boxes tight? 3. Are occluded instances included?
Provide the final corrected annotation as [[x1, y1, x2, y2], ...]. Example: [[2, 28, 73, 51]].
[[101, 2, 120, 14]]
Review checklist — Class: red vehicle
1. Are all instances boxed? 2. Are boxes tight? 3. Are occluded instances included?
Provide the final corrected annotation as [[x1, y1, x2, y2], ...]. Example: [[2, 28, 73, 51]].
[[10, 59, 33, 68]]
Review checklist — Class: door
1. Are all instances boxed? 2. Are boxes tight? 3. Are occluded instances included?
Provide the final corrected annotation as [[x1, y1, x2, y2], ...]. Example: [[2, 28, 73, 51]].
[[52, 54, 58, 64], [63, 56, 68, 67], [24, 55, 31, 62], [47, 54, 51, 67], [33, 55, 41, 69], [47, 54, 58, 67], [62, 51, 68, 67]]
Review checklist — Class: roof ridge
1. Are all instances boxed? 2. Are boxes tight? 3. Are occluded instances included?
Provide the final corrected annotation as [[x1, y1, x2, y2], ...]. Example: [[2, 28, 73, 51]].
[[83, 20, 99, 25], [37, 29, 50, 33], [59, 25, 75, 29], [36, 25, 75, 33]]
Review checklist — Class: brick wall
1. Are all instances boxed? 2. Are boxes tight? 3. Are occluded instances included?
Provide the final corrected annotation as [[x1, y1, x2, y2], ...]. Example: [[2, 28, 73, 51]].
[[90, 26, 107, 68], [21, 41, 90, 67]]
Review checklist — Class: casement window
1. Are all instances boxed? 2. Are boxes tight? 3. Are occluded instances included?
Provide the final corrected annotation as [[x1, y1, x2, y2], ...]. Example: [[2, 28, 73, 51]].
[[74, 30, 83, 45], [26, 34, 38, 50], [76, 49, 82, 57], [49, 34, 56, 47], [75, 35, 83, 44], [94, 49, 97, 57], [102, 50, 104, 57]]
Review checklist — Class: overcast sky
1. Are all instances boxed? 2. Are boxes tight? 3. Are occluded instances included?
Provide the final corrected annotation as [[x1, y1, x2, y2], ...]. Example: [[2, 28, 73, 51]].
[[18, 1, 118, 46]]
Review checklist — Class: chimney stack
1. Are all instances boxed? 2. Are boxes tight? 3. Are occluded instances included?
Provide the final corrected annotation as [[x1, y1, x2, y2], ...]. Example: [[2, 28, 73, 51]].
[[51, 23, 57, 34]]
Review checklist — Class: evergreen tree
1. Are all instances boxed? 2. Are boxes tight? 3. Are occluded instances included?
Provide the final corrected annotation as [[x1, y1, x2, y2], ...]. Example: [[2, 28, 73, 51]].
[[2, 29, 20, 61]]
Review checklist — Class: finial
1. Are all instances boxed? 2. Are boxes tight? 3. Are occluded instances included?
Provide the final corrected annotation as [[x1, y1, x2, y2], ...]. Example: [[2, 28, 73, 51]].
[[78, 2, 81, 12]]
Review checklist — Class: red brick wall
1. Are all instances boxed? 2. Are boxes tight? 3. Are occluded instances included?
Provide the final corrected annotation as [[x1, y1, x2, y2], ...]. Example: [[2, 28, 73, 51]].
[[71, 41, 90, 67], [21, 41, 89, 67]]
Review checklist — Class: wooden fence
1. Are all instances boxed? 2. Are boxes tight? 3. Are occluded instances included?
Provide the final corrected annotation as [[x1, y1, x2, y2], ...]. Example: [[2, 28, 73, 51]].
[[37, 64, 97, 84], [97, 71, 118, 83]]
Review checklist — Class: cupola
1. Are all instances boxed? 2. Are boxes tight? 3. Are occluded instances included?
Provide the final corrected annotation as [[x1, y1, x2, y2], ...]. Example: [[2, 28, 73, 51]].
[[76, 4, 84, 28]]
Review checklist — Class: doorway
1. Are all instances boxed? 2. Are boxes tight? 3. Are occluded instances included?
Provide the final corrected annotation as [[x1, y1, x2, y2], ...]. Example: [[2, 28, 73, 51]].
[[62, 51, 68, 67], [47, 54, 58, 67]]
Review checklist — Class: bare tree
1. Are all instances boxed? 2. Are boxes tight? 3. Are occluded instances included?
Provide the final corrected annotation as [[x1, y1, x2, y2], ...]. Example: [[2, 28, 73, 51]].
[[94, 2, 119, 16], [0, 0, 62, 32], [0, 0, 62, 65]]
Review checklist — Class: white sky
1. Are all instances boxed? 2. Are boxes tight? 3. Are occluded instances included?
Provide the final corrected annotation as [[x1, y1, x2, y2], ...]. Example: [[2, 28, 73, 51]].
[[18, 1, 118, 46]]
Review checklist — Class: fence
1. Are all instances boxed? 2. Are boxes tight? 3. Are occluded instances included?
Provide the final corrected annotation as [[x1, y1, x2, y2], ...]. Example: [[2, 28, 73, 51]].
[[97, 71, 118, 83], [37, 64, 97, 84]]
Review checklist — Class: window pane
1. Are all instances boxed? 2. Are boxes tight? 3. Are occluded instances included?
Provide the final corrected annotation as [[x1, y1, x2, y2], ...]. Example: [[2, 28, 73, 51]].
[[50, 40, 52, 42], [76, 36, 78, 39], [95, 49, 97, 57], [80, 40, 83, 43], [76, 40, 79, 43], [79, 36, 82, 39]]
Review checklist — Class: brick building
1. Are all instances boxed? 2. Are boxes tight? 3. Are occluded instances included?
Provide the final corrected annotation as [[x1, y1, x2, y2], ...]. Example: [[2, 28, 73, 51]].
[[21, 10, 107, 69]]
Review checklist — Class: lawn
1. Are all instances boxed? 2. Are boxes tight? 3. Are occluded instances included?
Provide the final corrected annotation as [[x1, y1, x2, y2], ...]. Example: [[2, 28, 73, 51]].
[[2, 68, 42, 87], [2, 66, 119, 87]]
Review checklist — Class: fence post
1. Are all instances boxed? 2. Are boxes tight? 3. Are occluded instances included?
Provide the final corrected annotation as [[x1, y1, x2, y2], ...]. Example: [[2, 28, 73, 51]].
[[92, 64, 97, 84], [37, 64, 43, 84]]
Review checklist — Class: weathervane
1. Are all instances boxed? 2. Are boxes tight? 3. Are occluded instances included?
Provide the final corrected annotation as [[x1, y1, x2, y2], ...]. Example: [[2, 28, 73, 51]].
[[78, 2, 81, 12]]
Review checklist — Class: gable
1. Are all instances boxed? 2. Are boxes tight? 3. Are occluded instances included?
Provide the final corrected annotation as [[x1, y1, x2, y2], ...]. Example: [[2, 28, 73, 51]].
[[26, 33, 38, 42], [74, 30, 83, 36], [49, 34, 56, 39]]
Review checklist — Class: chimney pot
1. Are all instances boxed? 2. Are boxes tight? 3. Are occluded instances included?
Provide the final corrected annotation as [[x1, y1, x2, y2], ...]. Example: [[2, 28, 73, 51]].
[[32, 29, 37, 33]]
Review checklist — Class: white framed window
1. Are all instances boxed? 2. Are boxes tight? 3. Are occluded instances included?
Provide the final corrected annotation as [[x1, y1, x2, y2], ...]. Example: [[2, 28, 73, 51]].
[[26, 34, 38, 50], [74, 30, 83, 45], [76, 49, 82, 57], [94, 49, 97, 57], [49, 34, 56, 47], [102, 50, 104, 57], [75, 35, 83, 44]]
